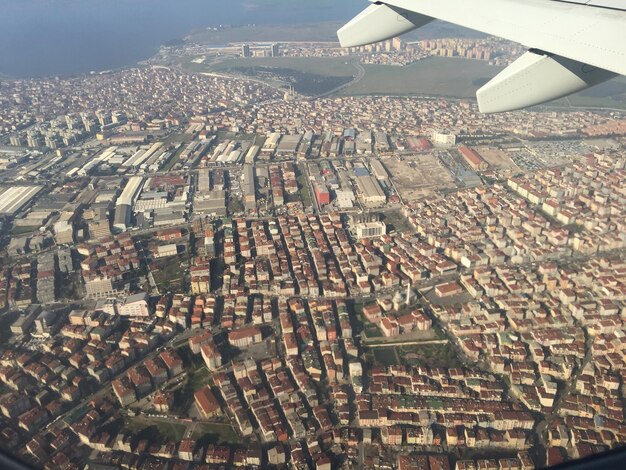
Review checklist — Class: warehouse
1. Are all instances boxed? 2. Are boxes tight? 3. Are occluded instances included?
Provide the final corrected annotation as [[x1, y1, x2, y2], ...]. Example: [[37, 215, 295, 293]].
[[276, 134, 302, 157], [370, 159, 389, 181], [0, 186, 43, 216], [355, 176, 386, 207], [194, 190, 227, 217], [113, 176, 144, 232], [242, 164, 256, 210], [245, 145, 260, 164], [334, 190, 355, 209], [459, 145, 489, 171], [197, 169, 211, 193], [113, 204, 132, 232], [117, 176, 145, 206]]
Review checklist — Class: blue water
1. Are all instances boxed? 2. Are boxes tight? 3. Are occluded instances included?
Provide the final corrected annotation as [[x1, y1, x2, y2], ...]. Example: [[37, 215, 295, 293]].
[[0, 0, 363, 77]]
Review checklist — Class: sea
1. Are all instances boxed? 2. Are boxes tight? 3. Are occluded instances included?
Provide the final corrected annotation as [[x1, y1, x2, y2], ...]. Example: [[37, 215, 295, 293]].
[[0, 0, 363, 78]]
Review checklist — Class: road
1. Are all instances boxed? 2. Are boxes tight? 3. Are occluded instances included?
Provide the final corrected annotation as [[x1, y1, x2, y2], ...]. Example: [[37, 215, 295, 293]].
[[313, 62, 366, 99]]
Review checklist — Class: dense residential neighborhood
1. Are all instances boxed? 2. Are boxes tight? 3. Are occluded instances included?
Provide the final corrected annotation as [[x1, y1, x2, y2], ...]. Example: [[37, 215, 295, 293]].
[[0, 32, 625, 470]]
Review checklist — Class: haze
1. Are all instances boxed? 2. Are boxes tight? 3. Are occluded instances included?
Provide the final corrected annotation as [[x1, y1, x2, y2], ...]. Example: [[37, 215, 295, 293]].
[[0, 0, 362, 77]]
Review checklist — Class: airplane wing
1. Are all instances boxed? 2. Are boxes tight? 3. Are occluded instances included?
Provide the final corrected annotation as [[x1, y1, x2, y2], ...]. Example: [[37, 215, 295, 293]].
[[338, 0, 626, 112]]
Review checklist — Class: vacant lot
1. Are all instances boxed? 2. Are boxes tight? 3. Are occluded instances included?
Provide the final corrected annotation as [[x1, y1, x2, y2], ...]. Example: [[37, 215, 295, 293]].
[[372, 347, 401, 367], [338, 57, 626, 108], [152, 257, 185, 291], [386, 155, 456, 201], [475, 146, 520, 172], [209, 56, 356, 78], [191, 422, 242, 445], [340, 57, 502, 98], [126, 417, 186, 442], [399, 343, 464, 369], [380, 210, 414, 234], [193, 56, 357, 95]]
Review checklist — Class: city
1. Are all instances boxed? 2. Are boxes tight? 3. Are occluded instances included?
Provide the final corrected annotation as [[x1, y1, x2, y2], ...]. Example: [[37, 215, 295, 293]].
[[0, 15, 626, 470]]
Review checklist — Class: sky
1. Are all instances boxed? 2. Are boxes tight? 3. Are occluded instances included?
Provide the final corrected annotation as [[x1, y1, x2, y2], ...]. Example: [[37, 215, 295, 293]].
[[0, 0, 364, 77]]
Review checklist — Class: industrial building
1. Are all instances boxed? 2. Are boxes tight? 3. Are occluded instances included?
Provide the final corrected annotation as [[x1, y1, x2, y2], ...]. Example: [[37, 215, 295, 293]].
[[334, 190, 355, 209], [36, 252, 56, 305], [153, 208, 186, 227], [212, 169, 226, 190], [216, 149, 243, 164], [406, 136, 433, 152], [156, 244, 179, 258], [355, 176, 386, 207], [261, 132, 281, 158], [194, 190, 227, 217], [121, 142, 164, 170], [245, 145, 260, 164], [117, 176, 145, 206], [0, 186, 43, 216], [197, 169, 211, 193], [459, 145, 489, 171], [53, 210, 76, 244], [276, 134, 302, 158], [243, 164, 256, 211], [374, 131, 391, 154], [11, 305, 42, 336], [119, 293, 150, 317], [114, 176, 144, 232], [113, 204, 132, 233], [85, 277, 116, 299], [370, 159, 389, 181]]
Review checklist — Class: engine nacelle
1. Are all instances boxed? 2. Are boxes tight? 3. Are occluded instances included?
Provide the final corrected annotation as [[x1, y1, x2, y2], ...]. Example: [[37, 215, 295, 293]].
[[337, 2, 432, 48], [477, 50, 617, 113]]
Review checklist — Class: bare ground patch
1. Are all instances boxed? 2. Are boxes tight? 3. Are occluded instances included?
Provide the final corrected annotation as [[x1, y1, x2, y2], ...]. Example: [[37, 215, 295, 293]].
[[475, 146, 520, 171], [386, 154, 456, 201]]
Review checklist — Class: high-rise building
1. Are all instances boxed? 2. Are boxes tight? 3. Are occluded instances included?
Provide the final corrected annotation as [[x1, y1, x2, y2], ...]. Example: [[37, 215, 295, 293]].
[[96, 110, 112, 127], [241, 44, 251, 58], [271, 43, 280, 57]]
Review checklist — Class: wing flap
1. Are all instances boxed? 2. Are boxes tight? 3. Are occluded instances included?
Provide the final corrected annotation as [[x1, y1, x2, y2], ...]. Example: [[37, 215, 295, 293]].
[[552, 1, 626, 11]]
